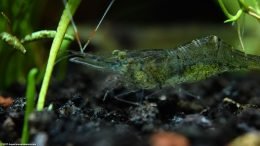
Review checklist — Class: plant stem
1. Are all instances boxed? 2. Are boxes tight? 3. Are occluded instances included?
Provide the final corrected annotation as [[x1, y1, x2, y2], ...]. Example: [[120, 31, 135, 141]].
[[218, 0, 234, 18], [37, 0, 81, 111], [21, 68, 38, 143]]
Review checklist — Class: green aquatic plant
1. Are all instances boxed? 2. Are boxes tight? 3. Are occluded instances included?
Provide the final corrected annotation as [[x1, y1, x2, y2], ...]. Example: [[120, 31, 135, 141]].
[[0, 0, 76, 90], [0, 0, 45, 89], [218, 0, 260, 23], [0, 32, 26, 53], [218, 0, 260, 54], [0, 0, 79, 111], [37, 0, 81, 111], [21, 68, 38, 144], [21, 30, 74, 43], [0, 30, 74, 53]]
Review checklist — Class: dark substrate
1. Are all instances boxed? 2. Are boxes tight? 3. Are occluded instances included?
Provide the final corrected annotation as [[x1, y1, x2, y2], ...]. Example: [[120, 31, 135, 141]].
[[1, 66, 260, 146]]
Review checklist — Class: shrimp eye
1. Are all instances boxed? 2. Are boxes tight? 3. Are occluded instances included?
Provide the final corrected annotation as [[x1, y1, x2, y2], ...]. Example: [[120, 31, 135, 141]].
[[112, 50, 127, 60]]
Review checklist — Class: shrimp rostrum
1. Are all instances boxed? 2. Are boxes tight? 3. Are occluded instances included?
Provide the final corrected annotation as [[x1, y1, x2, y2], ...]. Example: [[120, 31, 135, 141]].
[[70, 35, 260, 90]]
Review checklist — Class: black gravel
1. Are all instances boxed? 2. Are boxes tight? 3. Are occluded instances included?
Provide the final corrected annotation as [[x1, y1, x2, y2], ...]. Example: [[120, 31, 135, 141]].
[[0, 67, 260, 146]]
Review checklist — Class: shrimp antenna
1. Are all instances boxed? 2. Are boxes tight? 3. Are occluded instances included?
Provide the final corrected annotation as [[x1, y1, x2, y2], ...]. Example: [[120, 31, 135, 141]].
[[62, 0, 83, 51], [81, 0, 115, 53], [63, 0, 115, 53]]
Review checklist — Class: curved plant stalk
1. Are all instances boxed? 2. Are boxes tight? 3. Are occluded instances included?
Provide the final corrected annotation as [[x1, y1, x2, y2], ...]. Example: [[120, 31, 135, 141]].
[[36, 0, 81, 111], [0, 32, 26, 53], [21, 68, 38, 144], [21, 30, 74, 43], [224, 10, 243, 23], [218, 0, 260, 53], [218, 0, 260, 22], [237, 22, 245, 52], [238, 0, 260, 21], [0, 30, 74, 54], [218, 0, 239, 19]]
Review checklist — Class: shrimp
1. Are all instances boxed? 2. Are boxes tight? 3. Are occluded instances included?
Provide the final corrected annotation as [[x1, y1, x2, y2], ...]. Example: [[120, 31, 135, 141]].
[[70, 35, 260, 90]]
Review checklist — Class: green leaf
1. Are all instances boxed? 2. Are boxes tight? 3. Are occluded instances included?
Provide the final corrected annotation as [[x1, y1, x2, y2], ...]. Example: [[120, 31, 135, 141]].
[[21, 68, 38, 144], [0, 32, 26, 53], [37, 0, 81, 111]]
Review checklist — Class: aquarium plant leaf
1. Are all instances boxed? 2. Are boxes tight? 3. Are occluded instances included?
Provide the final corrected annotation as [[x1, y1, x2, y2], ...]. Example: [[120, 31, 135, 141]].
[[0, 32, 26, 53], [21, 30, 74, 43], [224, 9, 243, 23], [21, 68, 38, 144], [37, 0, 81, 111], [218, 0, 260, 22]]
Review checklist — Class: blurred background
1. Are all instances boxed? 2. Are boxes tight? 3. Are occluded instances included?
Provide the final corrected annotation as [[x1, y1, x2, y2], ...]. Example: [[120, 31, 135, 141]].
[[37, 0, 230, 49], [0, 0, 259, 91]]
